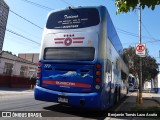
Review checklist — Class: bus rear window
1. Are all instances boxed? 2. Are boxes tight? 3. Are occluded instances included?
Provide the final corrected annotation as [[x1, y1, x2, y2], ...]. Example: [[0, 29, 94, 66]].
[[44, 47, 95, 61], [46, 8, 100, 29]]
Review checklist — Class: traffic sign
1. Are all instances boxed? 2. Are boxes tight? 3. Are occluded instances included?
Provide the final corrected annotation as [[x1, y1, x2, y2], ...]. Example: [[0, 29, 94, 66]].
[[135, 44, 146, 57]]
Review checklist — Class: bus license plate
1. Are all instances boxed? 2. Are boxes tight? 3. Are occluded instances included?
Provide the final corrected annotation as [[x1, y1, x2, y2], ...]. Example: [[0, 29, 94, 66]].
[[58, 97, 68, 103]]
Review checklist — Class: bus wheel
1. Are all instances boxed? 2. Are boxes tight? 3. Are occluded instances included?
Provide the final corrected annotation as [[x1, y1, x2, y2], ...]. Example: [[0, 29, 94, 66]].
[[119, 88, 121, 100], [114, 89, 118, 104], [127, 87, 129, 94], [114, 88, 120, 105]]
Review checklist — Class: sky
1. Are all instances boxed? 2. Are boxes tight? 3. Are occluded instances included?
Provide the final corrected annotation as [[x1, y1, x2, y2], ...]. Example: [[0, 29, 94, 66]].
[[3, 0, 160, 63]]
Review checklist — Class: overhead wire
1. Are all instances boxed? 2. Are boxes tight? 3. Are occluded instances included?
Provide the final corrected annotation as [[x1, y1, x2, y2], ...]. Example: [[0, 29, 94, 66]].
[[2, 0, 160, 47], [61, 0, 73, 6], [9, 1, 160, 45], [0, 1, 43, 30], [9, 10, 43, 30], [142, 22, 153, 39], [5, 32, 38, 46], [15, 44, 40, 53], [117, 28, 160, 44], [8, 23, 41, 40], [4, 32, 40, 54], [20, 0, 53, 11], [141, 22, 160, 43], [6, 29, 40, 45]]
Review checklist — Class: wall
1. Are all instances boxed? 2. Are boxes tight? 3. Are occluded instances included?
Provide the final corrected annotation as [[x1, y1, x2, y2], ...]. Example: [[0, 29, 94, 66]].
[[0, 51, 37, 78], [18, 53, 39, 64], [0, 75, 36, 88]]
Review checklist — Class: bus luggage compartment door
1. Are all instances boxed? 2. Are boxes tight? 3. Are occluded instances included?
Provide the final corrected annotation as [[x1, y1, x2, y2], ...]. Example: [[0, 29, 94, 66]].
[[41, 64, 94, 93]]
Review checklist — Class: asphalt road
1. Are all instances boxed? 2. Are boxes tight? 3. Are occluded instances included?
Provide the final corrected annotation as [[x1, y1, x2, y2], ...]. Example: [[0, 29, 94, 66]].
[[0, 92, 128, 120]]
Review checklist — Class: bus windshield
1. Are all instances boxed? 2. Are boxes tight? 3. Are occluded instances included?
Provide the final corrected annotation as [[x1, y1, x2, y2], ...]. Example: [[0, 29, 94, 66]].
[[44, 47, 95, 61], [46, 8, 100, 29]]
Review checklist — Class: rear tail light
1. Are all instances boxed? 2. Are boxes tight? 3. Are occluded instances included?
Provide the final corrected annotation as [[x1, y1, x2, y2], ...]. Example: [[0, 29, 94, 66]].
[[96, 64, 101, 69], [37, 73, 41, 78], [37, 68, 41, 72], [96, 71, 101, 76], [36, 69, 41, 78], [37, 61, 42, 86], [95, 78, 100, 83], [38, 61, 42, 67], [37, 61, 42, 76], [95, 85, 100, 90], [95, 63, 101, 85]]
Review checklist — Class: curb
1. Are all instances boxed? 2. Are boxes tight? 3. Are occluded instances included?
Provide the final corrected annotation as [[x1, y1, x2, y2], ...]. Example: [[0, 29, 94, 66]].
[[0, 90, 34, 96], [144, 98, 160, 106]]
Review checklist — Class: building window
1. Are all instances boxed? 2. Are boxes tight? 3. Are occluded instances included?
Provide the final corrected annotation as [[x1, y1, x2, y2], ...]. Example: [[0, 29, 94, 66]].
[[28, 67, 36, 79], [3, 62, 13, 75], [20, 66, 28, 77]]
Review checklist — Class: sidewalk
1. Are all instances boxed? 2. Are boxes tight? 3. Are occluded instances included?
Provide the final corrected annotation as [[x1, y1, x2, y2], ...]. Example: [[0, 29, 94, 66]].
[[105, 92, 160, 120], [116, 92, 160, 111], [0, 87, 34, 96]]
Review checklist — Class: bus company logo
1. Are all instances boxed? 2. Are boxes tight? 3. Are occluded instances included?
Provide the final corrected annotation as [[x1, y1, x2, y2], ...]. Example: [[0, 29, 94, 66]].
[[43, 80, 91, 88], [64, 15, 78, 19], [54, 36, 84, 46], [56, 81, 75, 86], [64, 37, 72, 46]]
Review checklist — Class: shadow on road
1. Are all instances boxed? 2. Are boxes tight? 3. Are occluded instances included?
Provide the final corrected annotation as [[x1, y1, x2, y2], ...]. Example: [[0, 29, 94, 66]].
[[43, 96, 128, 119], [0, 87, 31, 92]]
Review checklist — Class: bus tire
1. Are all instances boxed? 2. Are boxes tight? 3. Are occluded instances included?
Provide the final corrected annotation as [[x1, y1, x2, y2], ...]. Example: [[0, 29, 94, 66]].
[[114, 87, 121, 105], [119, 87, 121, 101], [114, 88, 118, 104]]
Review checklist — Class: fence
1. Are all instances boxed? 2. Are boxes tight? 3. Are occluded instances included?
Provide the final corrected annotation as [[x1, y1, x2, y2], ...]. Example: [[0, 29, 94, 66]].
[[0, 75, 36, 88]]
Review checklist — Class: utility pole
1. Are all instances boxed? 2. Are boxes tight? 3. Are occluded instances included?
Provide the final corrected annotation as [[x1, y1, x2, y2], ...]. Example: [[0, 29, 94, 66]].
[[138, 0, 143, 104]]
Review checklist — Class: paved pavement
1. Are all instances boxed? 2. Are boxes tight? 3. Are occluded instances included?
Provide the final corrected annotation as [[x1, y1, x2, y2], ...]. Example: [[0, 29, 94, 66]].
[[105, 91, 160, 120], [0, 87, 160, 119], [116, 92, 160, 111], [0, 87, 34, 96]]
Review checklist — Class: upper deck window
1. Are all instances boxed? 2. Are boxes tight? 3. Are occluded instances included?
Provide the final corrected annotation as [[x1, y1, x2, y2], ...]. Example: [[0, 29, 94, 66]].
[[46, 8, 100, 29]]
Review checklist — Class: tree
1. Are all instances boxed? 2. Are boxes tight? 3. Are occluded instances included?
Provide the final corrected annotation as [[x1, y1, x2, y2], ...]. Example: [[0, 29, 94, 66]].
[[123, 46, 159, 85], [115, 0, 160, 14], [5, 51, 13, 55]]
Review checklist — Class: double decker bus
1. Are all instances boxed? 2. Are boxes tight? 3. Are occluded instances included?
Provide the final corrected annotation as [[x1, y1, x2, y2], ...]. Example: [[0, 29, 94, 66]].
[[34, 6, 129, 110]]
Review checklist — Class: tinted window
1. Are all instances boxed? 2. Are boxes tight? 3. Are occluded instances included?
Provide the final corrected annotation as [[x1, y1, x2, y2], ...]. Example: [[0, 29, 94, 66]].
[[106, 59, 111, 73], [107, 12, 123, 55], [46, 8, 100, 29], [44, 47, 95, 61]]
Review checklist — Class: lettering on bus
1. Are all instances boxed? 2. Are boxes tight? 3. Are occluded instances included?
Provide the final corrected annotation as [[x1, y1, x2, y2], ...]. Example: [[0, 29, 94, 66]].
[[46, 8, 100, 29], [56, 81, 75, 86], [64, 15, 79, 19], [42, 80, 91, 88]]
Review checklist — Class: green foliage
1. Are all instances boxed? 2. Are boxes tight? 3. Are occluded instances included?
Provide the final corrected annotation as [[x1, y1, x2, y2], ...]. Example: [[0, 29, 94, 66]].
[[123, 46, 159, 83], [115, 0, 160, 14], [4, 51, 13, 55]]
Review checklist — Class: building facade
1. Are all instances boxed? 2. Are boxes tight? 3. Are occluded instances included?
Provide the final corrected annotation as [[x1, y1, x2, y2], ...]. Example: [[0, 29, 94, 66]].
[[18, 53, 39, 64], [0, 51, 37, 78], [154, 73, 160, 94], [0, 0, 9, 50]]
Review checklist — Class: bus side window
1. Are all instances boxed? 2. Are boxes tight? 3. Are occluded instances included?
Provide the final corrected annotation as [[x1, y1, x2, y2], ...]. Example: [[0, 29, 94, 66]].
[[106, 59, 111, 73], [121, 70, 127, 85], [121, 70, 127, 80]]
